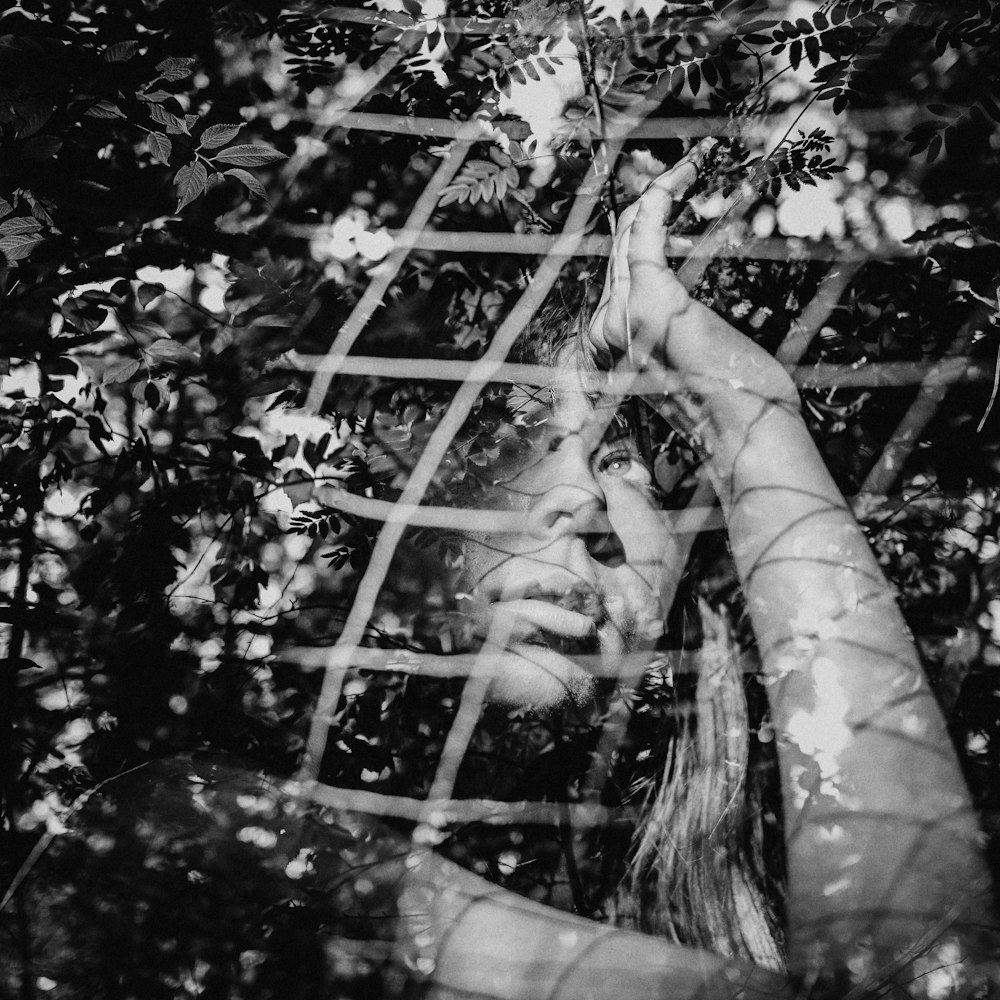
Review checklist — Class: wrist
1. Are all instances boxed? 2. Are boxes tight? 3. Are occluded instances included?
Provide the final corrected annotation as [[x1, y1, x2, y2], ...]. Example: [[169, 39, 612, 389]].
[[698, 383, 806, 478]]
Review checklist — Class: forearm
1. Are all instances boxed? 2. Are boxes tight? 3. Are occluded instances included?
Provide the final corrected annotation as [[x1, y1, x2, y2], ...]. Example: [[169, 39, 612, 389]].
[[703, 395, 996, 986], [399, 849, 792, 1000]]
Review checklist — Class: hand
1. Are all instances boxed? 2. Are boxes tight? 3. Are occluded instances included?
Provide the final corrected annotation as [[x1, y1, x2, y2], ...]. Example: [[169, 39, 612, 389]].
[[585, 140, 799, 442]]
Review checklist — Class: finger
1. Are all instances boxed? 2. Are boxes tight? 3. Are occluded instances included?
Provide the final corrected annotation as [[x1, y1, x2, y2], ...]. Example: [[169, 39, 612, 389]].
[[627, 181, 673, 279], [645, 137, 716, 201], [628, 139, 715, 273], [599, 204, 636, 349]]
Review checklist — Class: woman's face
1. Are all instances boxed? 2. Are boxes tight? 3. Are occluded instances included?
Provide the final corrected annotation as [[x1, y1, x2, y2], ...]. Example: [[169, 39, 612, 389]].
[[459, 372, 681, 708]]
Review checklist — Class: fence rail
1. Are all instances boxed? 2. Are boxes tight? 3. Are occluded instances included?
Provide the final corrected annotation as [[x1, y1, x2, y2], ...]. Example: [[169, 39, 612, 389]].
[[279, 6, 993, 832], [281, 351, 994, 391], [290, 225, 925, 261]]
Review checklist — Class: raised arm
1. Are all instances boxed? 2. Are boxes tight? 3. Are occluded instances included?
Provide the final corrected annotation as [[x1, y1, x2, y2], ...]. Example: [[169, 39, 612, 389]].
[[587, 143, 998, 993]]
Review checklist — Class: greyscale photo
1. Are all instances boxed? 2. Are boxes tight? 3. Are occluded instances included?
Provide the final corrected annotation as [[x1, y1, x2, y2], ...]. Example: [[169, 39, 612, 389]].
[[1, 1, 998, 997]]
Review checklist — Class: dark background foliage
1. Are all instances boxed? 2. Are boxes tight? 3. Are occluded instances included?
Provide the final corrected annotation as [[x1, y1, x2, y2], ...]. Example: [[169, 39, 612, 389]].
[[2, 0, 1000, 995]]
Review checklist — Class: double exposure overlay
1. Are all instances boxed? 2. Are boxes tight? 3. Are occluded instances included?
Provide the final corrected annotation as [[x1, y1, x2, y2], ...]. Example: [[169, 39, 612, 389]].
[[1, 2, 999, 997]]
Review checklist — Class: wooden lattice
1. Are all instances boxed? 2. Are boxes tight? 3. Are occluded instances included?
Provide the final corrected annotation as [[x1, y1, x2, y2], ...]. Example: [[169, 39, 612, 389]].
[[266, 9, 993, 837]]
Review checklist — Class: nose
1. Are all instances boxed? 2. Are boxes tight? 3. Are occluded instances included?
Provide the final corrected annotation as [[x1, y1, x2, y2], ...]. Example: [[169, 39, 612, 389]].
[[524, 443, 627, 567], [526, 434, 603, 535], [530, 476, 629, 569], [531, 480, 604, 535]]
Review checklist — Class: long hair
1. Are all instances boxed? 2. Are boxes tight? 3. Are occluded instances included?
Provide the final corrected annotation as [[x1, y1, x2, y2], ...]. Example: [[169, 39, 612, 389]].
[[611, 598, 786, 971]]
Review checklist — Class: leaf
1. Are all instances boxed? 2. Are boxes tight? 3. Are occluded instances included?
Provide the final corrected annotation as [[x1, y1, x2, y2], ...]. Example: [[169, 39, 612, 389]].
[[129, 318, 168, 340], [224, 168, 268, 201], [199, 123, 244, 149], [105, 40, 139, 62], [789, 39, 803, 68], [496, 118, 532, 141], [156, 56, 198, 81], [687, 62, 702, 95], [804, 34, 820, 66], [85, 100, 125, 120], [0, 217, 41, 236], [212, 144, 287, 167], [174, 161, 208, 211], [149, 103, 189, 134], [22, 136, 61, 161], [137, 283, 165, 308], [102, 359, 141, 384], [146, 339, 197, 363], [147, 132, 172, 164], [85, 415, 111, 455], [0, 231, 43, 263], [17, 104, 53, 138], [980, 97, 1000, 123]]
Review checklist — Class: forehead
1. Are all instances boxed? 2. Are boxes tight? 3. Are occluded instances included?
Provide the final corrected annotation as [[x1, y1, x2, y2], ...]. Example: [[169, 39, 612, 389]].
[[520, 389, 634, 448], [511, 355, 633, 447], [484, 389, 634, 490]]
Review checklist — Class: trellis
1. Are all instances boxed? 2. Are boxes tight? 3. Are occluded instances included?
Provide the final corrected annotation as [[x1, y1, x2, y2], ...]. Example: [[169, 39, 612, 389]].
[[270, 8, 991, 846]]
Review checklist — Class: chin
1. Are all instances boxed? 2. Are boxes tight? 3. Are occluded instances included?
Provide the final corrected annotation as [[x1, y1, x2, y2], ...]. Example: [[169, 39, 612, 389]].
[[481, 645, 596, 710]]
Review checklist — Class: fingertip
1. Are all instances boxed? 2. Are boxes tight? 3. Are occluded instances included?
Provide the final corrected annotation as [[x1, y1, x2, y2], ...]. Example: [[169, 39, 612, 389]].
[[692, 137, 718, 159]]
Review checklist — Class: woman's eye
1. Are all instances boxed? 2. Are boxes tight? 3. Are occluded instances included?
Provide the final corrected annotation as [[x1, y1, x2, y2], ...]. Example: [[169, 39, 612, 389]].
[[597, 450, 636, 477]]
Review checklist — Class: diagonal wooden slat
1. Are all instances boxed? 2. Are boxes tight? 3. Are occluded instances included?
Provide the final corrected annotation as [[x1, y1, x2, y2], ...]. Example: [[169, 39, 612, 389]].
[[775, 262, 862, 365], [303, 112, 493, 414], [860, 312, 988, 496], [272, 44, 423, 214]]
